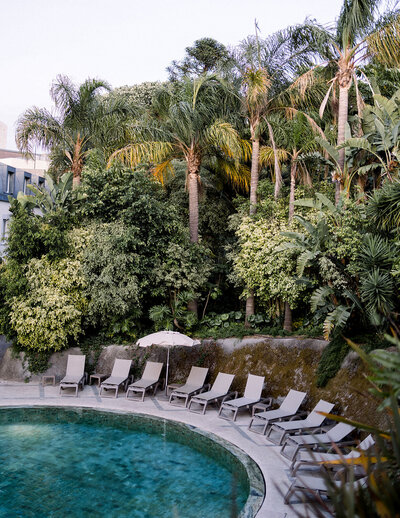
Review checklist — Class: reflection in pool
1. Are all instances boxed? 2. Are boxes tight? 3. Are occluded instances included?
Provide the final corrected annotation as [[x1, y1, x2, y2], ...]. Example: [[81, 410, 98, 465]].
[[0, 407, 255, 517]]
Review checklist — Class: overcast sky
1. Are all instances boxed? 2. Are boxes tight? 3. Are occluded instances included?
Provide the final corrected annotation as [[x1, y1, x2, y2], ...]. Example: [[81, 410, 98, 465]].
[[1, 0, 344, 149]]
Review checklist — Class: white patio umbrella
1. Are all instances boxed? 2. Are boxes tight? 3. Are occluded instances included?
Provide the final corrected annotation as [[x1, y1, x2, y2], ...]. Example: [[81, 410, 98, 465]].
[[137, 331, 200, 395]]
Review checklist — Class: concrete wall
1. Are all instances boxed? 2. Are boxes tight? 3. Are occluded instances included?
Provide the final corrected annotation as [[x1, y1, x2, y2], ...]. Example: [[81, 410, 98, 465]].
[[0, 335, 11, 364]]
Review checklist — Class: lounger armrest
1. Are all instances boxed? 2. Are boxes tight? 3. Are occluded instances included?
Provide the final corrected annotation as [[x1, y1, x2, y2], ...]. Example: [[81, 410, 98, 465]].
[[292, 427, 321, 436], [201, 383, 211, 393], [222, 391, 238, 403], [259, 397, 273, 407], [289, 410, 308, 421], [327, 440, 359, 452]]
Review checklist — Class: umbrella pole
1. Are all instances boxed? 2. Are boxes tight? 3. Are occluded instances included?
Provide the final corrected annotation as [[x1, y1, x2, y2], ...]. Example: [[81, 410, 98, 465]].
[[165, 346, 170, 396]]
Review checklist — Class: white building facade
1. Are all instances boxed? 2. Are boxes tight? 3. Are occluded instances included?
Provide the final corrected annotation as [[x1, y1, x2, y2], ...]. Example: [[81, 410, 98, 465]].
[[0, 122, 49, 256], [0, 156, 48, 256]]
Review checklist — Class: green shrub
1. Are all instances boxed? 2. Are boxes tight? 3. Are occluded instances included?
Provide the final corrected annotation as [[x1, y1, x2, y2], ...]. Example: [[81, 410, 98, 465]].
[[316, 336, 349, 387], [10, 257, 87, 352]]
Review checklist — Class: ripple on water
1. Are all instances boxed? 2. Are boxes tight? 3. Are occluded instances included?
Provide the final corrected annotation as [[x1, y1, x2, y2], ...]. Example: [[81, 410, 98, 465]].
[[0, 407, 250, 518]]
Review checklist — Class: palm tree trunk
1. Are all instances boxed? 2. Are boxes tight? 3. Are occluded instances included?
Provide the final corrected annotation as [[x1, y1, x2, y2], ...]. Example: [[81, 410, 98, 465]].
[[249, 138, 260, 216], [336, 85, 349, 204], [288, 158, 297, 222], [188, 171, 199, 243], [286, 155, 296, 332], [266, 121, 282, 199], [188, 172, 199, 316], [246, 136, 260, 325], [283, 301, 292, 332], [187, 152, 201, 317], [245, 290, 255, 328], [72, 134, 83, 188]]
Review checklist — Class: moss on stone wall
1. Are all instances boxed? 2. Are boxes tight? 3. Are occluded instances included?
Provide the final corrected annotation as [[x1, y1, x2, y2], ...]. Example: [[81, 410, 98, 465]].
[[0, 335, 382, 427], [138, 338, 381, 427]]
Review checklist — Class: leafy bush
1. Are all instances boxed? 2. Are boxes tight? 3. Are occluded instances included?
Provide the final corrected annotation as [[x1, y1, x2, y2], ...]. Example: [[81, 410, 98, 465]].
[[10, 257, 87, 352], [82, 222, 142, 328], [316, 336, 349, 387], [228, 214, 307, 315]]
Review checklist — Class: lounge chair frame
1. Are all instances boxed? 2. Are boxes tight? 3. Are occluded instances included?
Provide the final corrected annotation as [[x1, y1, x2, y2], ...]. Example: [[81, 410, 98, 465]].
[[188, 373, 236, 414], [280, 422, 357, 467], [265, 399, 335, 445], [291, 434, 375, 476], [169, 366, 209, 407], [218, 374, 266, 421], [99, 359, 132, 398], [284, 473, 367, 505], [126, 361, 164, 402], [248, 389, 307, 435], [59, 355, 86, 397]]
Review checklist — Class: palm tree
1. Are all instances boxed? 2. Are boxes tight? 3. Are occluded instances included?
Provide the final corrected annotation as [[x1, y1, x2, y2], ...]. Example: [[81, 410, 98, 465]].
[[237, 25, 319, 324], [16, 75, 129, 187], [290, 0, 400, 202], [109, 76, 248, 244], [259, 113, 318, 331], [236, 26, 318, 201]]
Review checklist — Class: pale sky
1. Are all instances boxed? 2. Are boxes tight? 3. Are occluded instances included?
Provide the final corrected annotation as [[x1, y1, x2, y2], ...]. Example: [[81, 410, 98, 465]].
[[1, 0, 344, 149]]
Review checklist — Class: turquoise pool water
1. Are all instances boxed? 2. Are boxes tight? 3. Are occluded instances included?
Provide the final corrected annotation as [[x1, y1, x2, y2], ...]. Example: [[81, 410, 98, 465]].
[[0, 407, 251, 518]]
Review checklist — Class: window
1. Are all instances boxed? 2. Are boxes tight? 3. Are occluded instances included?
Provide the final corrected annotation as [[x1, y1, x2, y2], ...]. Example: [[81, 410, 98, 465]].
[[6, 171, 14, 193], [23, 173, 32, 194], [38, 176, 45, 188]]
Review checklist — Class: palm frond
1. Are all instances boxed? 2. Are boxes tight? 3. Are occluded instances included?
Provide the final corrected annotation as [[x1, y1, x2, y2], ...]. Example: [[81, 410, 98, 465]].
[[323, 305, 352, 340], [311, 286, 334, 312], [337, 0, 380, 47], [211, 158, 250, 191], [108, 141, 175, 168], [319, 82, 334, 119], [297, 250, 318, 277], [366, 13, 400, 66], [205, 120, 242, 160], [367, 179, 400, 231], [289, 68, 317, 98], [152, 159, 175, 186], [259, 145, 288, 166], [15, 108, 62, 156]]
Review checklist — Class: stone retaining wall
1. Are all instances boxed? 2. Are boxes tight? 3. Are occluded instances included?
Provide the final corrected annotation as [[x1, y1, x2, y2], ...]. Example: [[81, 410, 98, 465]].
[[0, 336, 381, 426]]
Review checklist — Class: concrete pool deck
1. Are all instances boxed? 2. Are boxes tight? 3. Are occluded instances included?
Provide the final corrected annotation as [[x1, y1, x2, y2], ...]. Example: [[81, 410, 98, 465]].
[[0, 381, 317, 518]]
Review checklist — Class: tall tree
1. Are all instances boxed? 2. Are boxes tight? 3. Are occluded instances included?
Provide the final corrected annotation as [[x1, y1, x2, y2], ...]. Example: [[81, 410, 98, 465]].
[[236, 24, 319, 323], [290, 0, 400, 202], [109, 77, 248, 244], [167, 38, 233, 81], [16, 75, 129, 186], [259, 113, 318, 331]]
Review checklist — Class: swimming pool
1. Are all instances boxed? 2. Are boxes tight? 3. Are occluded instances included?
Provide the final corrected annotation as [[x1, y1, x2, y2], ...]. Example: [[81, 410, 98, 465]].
[[0, 407, 264, 517]]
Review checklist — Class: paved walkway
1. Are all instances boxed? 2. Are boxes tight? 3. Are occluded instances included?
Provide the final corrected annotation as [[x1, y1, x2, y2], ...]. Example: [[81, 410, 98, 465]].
[[0, 381, 315, 518]]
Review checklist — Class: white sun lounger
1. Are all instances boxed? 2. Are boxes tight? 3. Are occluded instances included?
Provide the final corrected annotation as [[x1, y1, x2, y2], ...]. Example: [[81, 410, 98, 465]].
[[126, 361, 163, 402], [218, 374, 265, 421], [99, 359, 132, 398], [248, 389, 307, 435], [169, 366, 209, 407], [265, 399, 335, 444], [281, 422, 356, 466], [284, 473, 368, 504], [59, 355, 86, 397], [188, 373, 235, 414], [291, 434, 375, 475]]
